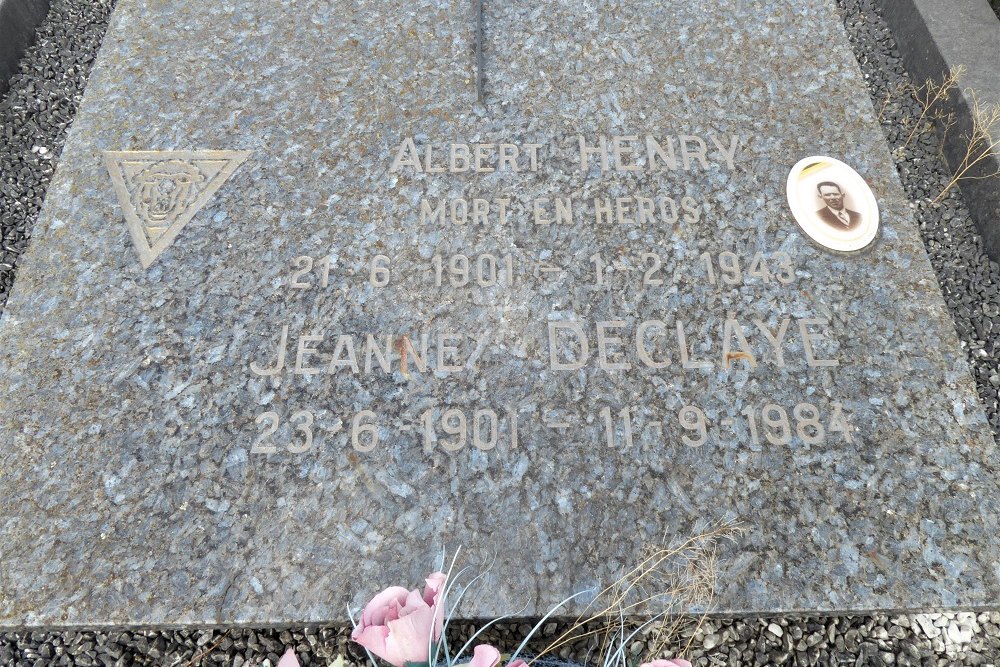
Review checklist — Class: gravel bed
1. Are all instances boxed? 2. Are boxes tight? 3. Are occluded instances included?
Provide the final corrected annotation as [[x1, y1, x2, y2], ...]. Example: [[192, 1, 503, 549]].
[[1, 0, 999, 666], [0, 0, 117, 308], [1, 612, 999, 667]]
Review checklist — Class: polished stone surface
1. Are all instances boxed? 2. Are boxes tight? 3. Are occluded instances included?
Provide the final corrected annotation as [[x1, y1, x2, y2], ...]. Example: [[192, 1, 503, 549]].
[[0, 0, 998, 626]]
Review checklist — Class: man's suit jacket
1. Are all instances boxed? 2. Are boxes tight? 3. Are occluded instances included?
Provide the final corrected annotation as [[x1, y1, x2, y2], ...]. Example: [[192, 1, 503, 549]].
[[815, 206, 862, 231]]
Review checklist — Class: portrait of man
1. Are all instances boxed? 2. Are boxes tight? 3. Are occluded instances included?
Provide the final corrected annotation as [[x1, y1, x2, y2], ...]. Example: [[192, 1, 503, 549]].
[[787, 156, 879, 253], [814, 181, 862, 231]]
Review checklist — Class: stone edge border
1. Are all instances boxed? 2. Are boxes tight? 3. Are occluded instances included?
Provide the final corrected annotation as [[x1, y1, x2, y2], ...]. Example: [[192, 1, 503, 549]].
[[0, 0, 51, 95], [879, 0, 1000, 259]]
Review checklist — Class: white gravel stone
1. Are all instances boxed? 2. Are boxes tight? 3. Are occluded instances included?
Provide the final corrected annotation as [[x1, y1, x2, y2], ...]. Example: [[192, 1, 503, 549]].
[[915, 615, 942, 639], [946, 622, 974, 645]]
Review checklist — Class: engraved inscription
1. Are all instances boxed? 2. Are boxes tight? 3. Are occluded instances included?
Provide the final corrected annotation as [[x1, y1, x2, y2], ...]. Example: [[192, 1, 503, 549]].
[[249, 399, 856, 455], [243, 130, 867, 461]]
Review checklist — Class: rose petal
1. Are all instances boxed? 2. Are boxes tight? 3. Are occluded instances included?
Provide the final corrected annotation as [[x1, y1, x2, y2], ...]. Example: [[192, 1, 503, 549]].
[[470, 644, 501, 667], [353, 625, 393, 664], [360, 586, 412, 628], [277, 648, 301, 667], [423, 571, 447, 606], [423, 571, 447, 638], [399, 588, 427, 617], [351, 574, 448, 667], [383, 605, 437, 665]]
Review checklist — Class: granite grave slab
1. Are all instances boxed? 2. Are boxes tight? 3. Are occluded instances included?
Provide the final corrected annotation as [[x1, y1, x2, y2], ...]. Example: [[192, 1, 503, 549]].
[[0, 0, 999, 627]]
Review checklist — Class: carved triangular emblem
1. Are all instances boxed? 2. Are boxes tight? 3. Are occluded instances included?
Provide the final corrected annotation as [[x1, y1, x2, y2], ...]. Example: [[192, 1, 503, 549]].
[[103, 150, 251, 268]]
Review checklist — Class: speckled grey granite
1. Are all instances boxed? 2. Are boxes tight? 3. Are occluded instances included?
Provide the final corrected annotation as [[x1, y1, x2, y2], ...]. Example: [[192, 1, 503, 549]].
[[0, 0, 998, 627]]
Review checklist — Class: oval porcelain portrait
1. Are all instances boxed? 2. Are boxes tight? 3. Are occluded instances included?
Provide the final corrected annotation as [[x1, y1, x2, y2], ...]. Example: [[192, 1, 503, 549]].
[[786, 156, 880, 253]]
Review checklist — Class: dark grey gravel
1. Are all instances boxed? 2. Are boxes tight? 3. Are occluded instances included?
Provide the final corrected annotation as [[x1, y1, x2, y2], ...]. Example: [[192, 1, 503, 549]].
[[0, 0, 117, 309], [1, 0, 999, 666], [1, 613, 999, 667]]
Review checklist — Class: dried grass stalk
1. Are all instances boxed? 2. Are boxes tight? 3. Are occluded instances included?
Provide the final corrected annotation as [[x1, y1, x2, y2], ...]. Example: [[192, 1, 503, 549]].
[[530, 519, 744, 667]]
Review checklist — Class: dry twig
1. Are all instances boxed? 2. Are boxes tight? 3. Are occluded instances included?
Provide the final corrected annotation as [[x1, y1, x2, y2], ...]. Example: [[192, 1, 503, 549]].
[[530, 519, 744, 667], [903, 65, 964, 149], [933, 90, 1000, 204], [181, 631, 229, 667]]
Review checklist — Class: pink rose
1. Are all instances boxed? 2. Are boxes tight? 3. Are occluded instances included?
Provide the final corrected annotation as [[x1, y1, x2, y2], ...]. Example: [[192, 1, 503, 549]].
[[640, 660, 692, 667], [351, 572, 448, 667], [467, 644, 528, 667], [469, 644, 501, 667]]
